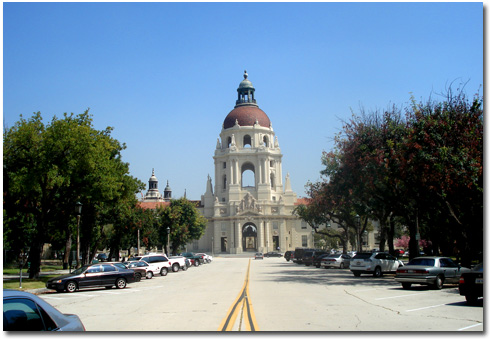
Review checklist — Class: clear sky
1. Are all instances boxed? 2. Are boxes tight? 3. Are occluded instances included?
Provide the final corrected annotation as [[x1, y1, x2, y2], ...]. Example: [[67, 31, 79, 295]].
[[3, 2, 483, 200]]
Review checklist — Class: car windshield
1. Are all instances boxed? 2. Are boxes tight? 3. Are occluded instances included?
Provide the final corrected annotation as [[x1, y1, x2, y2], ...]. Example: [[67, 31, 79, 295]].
[[353, 253, 372, 259], [72, 265, 90, 275], [407, 258, 435, 266]]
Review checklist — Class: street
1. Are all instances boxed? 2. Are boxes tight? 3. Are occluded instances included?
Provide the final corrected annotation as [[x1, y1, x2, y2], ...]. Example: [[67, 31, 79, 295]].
[[40, 256, 483, 332]]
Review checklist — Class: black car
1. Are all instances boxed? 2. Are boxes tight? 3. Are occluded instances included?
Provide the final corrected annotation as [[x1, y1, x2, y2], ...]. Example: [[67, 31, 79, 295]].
[[303, 250, 328, 266], [264, 252, 283, 258], [459, 263, 483, 305], [284, 251, 294, 262], [46, 263, 136, 293], [313, 254, 331, 268], [96, 253, 108, 262]]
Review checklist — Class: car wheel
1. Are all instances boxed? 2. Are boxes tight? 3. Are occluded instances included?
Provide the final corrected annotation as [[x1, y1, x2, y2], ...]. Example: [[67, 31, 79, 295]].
[[116, 278, 126, 289], [194, 261, 200, 267], [135, 273, 142, 282], [315, 264, 320, 268], [353, 271, 361, 277], [172, 263, 180, 272], [340, 263, 345, 269], [146, 271, 153, 279], [373, 266, 382, 277], [432, 275, 444, 290], [160, 267, 168, 276], [402, 283, 412, 289], [465, 295, 479, 305], [182, 264, 188, 271], [65, 281, 77, 293]]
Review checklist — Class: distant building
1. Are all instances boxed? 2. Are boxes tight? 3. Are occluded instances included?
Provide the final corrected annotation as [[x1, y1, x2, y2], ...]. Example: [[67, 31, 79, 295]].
[[141, 169, 172, 203], [188, 71, 316, 254]]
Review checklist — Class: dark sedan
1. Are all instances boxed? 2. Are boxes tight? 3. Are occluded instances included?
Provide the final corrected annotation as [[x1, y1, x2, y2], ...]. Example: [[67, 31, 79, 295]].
[[46, 263, 136, 293], [264, 252, 283, 258], [459, 263, 483, 305]]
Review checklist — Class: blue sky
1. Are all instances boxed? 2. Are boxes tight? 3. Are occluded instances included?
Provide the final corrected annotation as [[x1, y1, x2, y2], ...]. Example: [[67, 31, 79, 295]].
[[3, 2, 483, 200]]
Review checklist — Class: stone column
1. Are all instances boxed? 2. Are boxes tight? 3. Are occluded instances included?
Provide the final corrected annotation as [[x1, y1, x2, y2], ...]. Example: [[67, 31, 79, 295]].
[[257, 220, 263, 252], [280, 220, 287, 253], [236, 221, 242, 253], [264, 220, 270, 253]]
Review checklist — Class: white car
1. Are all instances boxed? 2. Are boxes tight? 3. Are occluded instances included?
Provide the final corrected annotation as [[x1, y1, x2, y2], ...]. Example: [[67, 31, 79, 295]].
[[196, 253, 213, 263], [3, 289, 85, 331], [350, 252, 401, 277], [168, 256, 188, 271], [129, 254, 173, 276]]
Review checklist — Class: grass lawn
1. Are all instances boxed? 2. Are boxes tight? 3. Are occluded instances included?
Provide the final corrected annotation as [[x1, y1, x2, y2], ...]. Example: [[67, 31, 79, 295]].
[[3, 263, 64, 291]]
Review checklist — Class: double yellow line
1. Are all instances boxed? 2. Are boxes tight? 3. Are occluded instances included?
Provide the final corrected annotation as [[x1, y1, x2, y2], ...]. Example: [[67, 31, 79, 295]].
[[218, 259, 259, 331]]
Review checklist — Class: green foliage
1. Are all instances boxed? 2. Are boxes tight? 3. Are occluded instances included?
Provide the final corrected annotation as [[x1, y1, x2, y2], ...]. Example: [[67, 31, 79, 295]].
[[3, 110, 144, 277], [303, 88, 482, 264]]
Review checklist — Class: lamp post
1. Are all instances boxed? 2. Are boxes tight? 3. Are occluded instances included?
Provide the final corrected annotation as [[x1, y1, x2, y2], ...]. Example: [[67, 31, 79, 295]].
[[75, 202, 83, 268], [167, 226, 170, 256], [311, 229, 315, 248], [18, 247, 29, 289], [355, 214, 360, 252]]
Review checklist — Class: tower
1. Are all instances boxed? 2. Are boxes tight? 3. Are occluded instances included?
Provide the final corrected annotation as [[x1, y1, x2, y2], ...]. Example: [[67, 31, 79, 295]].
[[143, 169, 163, 202], [200, 71, 298, 254]]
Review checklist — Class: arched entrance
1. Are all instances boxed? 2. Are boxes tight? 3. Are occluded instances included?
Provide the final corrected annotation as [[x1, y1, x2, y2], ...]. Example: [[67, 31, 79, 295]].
[[242, 223, 258, 251]]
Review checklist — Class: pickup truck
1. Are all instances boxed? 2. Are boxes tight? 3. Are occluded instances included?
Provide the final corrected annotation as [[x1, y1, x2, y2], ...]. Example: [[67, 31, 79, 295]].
[[168, 256, 188, 272], [180, 252, 205, 266]]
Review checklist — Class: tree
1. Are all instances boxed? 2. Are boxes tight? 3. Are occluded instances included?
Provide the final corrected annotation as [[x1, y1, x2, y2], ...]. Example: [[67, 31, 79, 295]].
[[155, 198, 207, 255], [3, 110, 143, 277]]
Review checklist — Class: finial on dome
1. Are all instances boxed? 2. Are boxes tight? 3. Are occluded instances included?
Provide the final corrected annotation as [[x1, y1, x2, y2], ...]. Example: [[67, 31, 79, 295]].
[[244, 70, 248, 79]]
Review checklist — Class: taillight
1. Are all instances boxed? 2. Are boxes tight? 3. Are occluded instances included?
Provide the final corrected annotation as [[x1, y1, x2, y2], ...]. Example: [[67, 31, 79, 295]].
[[459, 276, 465, 284], [414, 270, 429, 274], [397, 269, 407, 273]]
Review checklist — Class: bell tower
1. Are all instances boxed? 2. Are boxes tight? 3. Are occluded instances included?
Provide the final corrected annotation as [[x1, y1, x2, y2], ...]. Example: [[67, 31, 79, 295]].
[[214, 70, 284, 203]]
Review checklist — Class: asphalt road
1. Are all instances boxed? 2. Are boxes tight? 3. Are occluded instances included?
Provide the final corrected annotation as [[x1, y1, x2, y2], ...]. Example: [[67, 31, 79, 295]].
[[39, 256, 483, 332]]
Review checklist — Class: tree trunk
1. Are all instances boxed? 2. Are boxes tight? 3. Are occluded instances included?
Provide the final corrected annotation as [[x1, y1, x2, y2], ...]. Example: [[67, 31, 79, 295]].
[[63, 232, 72, 270]]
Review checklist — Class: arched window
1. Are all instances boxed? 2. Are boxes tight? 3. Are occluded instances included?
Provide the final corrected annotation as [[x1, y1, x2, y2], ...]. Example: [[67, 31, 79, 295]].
[[227, 137, 232, 148], [263, 135, 269, 147], [243, 135, 252, 148], [270, 173, 275, 190], [241, 162, 255, 188]]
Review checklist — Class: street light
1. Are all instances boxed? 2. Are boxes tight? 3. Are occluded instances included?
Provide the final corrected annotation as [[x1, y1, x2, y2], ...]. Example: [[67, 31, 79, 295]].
[[355, 214, 360, 252], [167, 226, 170, 256], [75, 201, 82, 268]]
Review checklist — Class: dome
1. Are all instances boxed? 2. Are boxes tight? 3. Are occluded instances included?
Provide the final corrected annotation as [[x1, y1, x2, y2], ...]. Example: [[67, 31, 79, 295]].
[[223, 105, 271, 129], [238, 78, 254, 89]]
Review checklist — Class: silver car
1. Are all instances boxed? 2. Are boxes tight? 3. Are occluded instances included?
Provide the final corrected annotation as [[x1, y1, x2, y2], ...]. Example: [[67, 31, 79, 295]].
[[3, 289, 85, 331], [395, 256, 470, 290], [321, 253, 352, 269]]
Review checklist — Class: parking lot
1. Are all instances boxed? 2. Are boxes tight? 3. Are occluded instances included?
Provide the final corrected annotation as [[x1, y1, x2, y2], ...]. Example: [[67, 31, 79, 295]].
[[40, 256, 483, 331]]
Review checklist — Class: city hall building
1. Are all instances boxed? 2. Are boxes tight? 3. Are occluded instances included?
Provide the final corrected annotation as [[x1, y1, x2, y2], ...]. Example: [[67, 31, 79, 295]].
[[140, 72, 379, 255], [192, 71, 313, 254]]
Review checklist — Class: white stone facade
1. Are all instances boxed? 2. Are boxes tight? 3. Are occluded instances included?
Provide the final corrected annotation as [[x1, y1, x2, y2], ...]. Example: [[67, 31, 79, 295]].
[[190, 72, 316, 254]]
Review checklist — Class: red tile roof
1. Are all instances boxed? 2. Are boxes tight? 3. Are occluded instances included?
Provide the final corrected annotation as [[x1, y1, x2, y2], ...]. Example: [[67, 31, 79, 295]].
[[294, 197, 312, 206]]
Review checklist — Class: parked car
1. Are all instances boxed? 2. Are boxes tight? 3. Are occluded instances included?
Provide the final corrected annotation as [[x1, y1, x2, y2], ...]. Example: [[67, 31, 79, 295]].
[[123, 261, 155, 280], [180, 252, 205, 266], [96, 253, 108, 262], [395, 256, 471, 290], [195, 253, 213, 263], [303, 250, 328, 266], [255, 252, 264, 260], [3, 289, 85, 331], [350, 252, 401, 277], [293, 248, 316, 264], [459, 263, 483, 305], [313, 254, 331, 268], [322, 253, 352, 269], [284, 251, 294, 262], [46, 263, 136, 293], [264, 251, 283, 258], [129, 254, 175, 275], [105, 262, 146, 282]]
